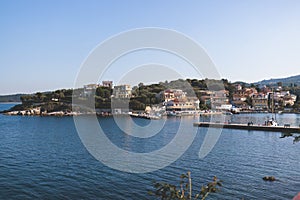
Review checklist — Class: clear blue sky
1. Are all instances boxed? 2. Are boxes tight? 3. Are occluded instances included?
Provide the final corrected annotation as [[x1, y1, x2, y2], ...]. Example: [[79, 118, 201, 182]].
[[1, 0, 300, 94]]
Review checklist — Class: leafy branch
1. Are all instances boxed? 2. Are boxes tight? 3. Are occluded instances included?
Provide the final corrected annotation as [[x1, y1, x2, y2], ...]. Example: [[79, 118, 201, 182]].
[[149, 171, 222, 200]]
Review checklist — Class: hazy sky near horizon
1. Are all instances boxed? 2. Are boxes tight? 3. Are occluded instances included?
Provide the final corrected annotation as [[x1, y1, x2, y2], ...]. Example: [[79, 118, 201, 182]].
[[1, 0, 300, 94]]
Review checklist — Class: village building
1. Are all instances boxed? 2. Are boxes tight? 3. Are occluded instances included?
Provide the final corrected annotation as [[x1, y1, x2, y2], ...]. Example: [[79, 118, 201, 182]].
[[83, 83, 99, 97], [243, 88, 258, 97], [160, 89, 187, 102], [235, 84, 242, 91], [165, 97, 200, 111], [210, 90, 230, 109], [160, 89, 199, 111], [252, 93, 268, 110], [283, 94, 297, 107], [231, 100, 250, 110], [112, 85, 132, 99], [232, 94, 247, 102]]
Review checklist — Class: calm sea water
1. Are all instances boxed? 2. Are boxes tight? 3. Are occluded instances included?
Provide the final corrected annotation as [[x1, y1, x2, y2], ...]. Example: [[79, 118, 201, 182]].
[[0, 103, 299, 199]]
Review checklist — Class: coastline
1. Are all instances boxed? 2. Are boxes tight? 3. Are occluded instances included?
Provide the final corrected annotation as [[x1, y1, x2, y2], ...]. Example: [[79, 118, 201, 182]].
[[2, 109, 300, 117]]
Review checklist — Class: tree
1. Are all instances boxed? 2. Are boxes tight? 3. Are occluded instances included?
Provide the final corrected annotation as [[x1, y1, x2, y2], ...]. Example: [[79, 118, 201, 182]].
[[149, 171, 222, 200], [255, 85, 261, 93]]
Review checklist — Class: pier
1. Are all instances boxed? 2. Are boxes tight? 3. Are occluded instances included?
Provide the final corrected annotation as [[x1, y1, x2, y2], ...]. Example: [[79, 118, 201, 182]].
[[193, 122, 300, 133]]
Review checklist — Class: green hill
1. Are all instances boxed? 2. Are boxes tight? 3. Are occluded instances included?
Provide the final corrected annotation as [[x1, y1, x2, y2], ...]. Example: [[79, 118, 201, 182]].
[[253, 74, 300, 87]]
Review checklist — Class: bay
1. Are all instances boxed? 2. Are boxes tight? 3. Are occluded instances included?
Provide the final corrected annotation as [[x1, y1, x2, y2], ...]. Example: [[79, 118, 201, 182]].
[[0, 103, 299, 199]]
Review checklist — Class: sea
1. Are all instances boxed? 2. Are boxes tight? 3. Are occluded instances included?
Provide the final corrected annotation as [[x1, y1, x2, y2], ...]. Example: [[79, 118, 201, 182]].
[[0, 103, 299, 200]]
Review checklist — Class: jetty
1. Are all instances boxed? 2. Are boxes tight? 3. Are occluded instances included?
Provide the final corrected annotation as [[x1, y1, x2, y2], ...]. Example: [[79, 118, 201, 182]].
[[193, 122, 300, 133]]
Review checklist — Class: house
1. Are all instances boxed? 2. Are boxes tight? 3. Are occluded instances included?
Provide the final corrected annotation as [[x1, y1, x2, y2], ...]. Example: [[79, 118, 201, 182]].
[[165, 97, 199, 111], [83, 83, 99, 97], [197, 90, 213, 107], [252, 93, 268, 110], [283, 94, 297, 106], [273, 91, 290, 101], [271, 91, 297, 108], [160, 89, 187, 103], [210, 90, 230, 109], [243, 88, 257, 97], [235, 84, 242, 91], [198, 90, 230, 109], [232, 100, 250, 110], [113, 85, 132, 98], [200, 95, 211, 106], [232, 94, 247, 102], [160, 89, 199, 111], [260, 86, 272, 94]]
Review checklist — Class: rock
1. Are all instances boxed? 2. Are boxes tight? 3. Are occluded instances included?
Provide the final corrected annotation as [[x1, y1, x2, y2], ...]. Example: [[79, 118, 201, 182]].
[[263, 176, 276, 181]]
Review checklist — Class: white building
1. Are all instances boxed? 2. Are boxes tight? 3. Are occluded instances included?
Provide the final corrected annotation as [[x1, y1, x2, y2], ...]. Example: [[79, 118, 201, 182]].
[[113, 85, 132, 98], [83, 83, 99, 97]]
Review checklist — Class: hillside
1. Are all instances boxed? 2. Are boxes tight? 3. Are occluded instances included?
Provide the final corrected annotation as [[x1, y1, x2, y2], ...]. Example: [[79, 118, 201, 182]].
[[0, 94, 24, 102], [253, 74, 300, 87]]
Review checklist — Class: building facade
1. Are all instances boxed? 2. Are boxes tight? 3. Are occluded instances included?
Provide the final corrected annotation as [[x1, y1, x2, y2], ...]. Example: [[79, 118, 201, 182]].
[[160, 89, 187, 103], [83, 83, 99, 97], [252, 94, 268, 110], [113, 85, 132, 98], [160, 89, 199, 111]]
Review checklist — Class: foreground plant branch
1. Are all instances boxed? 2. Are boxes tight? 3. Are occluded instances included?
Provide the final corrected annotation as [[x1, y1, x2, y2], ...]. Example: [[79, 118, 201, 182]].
[[149, 171, 222, 200]]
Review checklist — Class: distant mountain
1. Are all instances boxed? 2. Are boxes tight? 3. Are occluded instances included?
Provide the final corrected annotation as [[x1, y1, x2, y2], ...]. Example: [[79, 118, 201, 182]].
[[0, 94, 24, 102], [253, 74, 300, 87]]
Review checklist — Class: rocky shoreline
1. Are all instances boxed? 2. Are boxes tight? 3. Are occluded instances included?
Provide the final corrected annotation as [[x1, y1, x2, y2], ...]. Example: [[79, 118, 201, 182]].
[[2, 107, 80, 116], [0, 106, 114, 117]]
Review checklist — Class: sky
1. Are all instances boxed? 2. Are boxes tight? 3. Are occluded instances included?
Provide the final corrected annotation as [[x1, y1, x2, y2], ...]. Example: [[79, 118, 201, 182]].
[[1, 0, 300, 94]]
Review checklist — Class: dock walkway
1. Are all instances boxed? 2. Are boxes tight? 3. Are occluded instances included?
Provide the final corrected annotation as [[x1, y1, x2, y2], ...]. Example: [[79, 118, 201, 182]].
[[193, 122, 300, 133]]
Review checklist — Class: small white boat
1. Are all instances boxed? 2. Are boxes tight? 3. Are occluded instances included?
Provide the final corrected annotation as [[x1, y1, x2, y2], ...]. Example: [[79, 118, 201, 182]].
[[266, 118, 278, 126]]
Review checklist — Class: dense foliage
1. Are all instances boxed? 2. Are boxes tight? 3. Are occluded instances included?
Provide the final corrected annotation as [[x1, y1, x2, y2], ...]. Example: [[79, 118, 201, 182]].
[[5, 89, 74, 113]]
